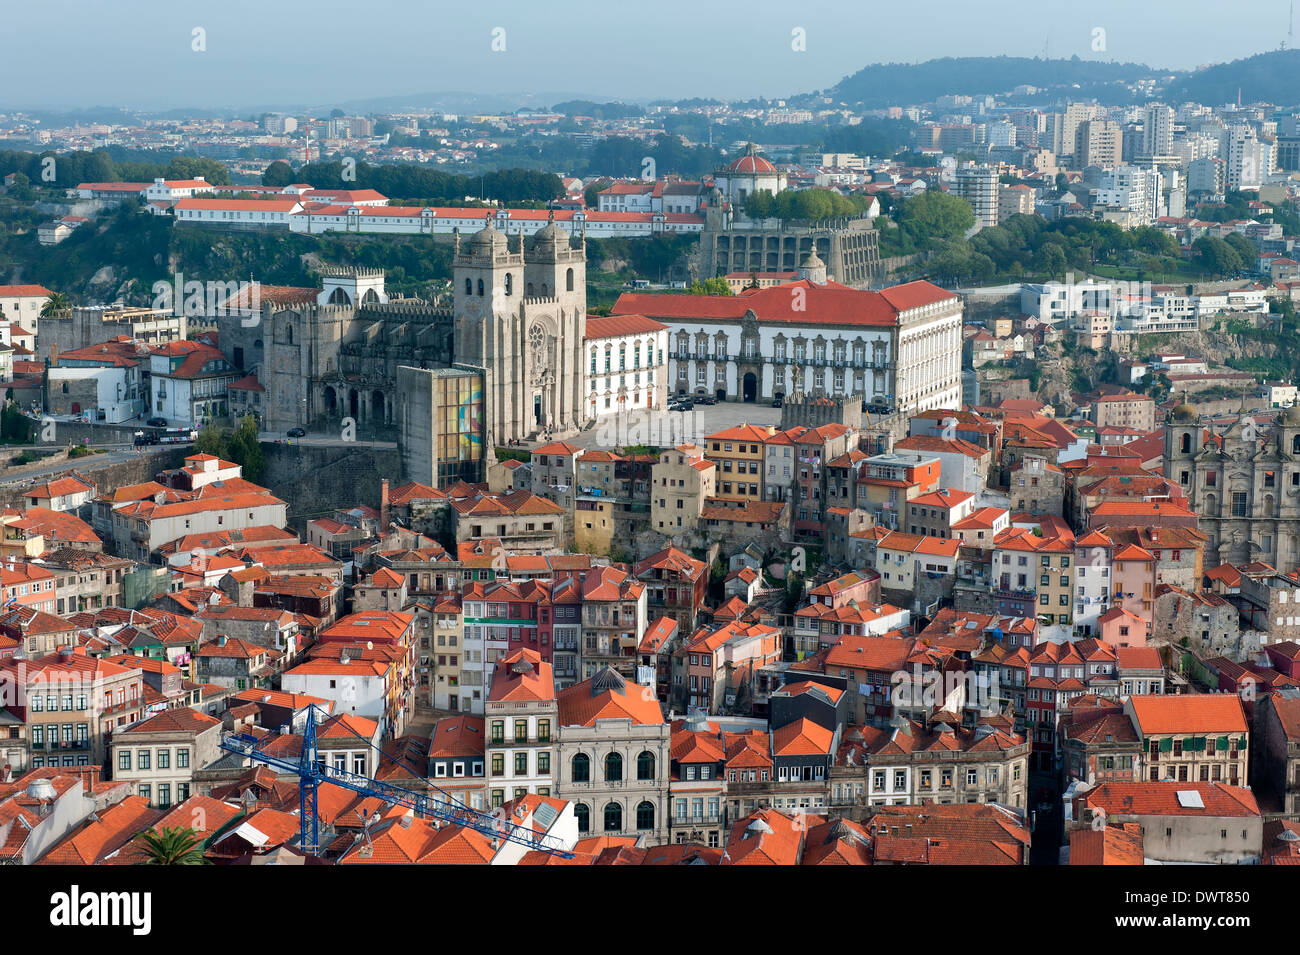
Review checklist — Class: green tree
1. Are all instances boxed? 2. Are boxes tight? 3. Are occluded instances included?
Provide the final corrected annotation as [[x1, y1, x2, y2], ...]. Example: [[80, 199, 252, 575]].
[[132, 826, 207, 865], [897, 191, 975, 246], [7, 170, 33, 200], [1223, 231, 1256, 264], [261, 160, 295, 188], [192, 426, 228, 459], [191, 417, 264, 482], [1034, 243, 1068, 279], [928, 238, 974, 284], [1, 401, 31, 443], [226, 415, 266, 483], [744, 189, 777, 220], [1191, 236, 1243, 276], [686, 277, 733, 296], [40, 292, 73, 316]]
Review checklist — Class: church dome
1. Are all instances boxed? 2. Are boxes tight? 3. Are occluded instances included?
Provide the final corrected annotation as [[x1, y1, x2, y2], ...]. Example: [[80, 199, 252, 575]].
[[727, 143, 776, 175], [1170, 403, 1197, 423], [470, 219, 507, 254], [1282, 403, 1300, 426], [532, 213, 569, 251], [800, 249, 825, 270]]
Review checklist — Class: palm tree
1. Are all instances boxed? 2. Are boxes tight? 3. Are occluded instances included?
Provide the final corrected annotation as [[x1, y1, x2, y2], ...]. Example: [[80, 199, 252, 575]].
[[133, 826, 208, 865], [40, 292, 72, 317]]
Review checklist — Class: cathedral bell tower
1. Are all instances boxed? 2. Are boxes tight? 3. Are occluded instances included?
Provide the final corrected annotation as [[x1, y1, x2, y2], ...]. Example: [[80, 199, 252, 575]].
[[453, 215, 524, 448], [519, 212, 586, 437], [451, 212, 588, 445]]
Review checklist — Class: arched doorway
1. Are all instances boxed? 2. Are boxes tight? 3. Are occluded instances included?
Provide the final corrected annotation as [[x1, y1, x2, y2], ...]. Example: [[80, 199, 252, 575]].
[[742, 372, 757, 402], [323, 386, 337, 416], [348, 389, 359, 419], [371, 390, 385, 424]]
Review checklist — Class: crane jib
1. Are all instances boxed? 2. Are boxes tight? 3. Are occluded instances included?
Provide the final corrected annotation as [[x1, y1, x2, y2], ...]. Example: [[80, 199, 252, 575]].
[[218, 705, 573, 858]]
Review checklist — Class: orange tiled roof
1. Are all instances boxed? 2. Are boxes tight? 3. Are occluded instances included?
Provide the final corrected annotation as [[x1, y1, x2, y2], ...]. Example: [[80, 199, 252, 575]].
[[1127, 694, 1247, 735], [558, 669, 663, 727]]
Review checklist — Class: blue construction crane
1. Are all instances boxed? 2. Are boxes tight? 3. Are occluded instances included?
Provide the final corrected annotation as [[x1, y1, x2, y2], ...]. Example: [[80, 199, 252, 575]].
[[219, 704, 573, 858]]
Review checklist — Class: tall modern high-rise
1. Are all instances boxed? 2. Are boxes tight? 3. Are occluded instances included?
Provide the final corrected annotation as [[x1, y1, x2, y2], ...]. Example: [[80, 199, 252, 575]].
[[986, 120, 1017, 148], [1095, 165, 1162, 225], [1226, 125, 1274, 190], [1277, 116, 1300, 172], [1074, 119, 1123, 170], [1057, 103, 1103, 160], [1143, 104, 1175, 157], [953, 163, 1000, 231], [1188, 157, 1226, 195]]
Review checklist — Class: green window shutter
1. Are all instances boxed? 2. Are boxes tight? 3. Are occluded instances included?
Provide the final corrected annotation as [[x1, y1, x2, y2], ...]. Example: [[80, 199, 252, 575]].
[[1159, 737, 1173, 752], [1183, 736, 1196, 749], [1238, 736, 1248, 749], [1217, 736, 1229, 751]]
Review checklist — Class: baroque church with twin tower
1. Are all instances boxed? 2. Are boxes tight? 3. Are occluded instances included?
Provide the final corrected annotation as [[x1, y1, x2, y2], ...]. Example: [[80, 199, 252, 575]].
[[1163, 399, 1300, 570]]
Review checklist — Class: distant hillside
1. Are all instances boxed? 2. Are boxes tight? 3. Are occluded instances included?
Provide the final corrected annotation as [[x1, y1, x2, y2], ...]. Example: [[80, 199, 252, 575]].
[[0, 203, 451, 304], [829, 55, 1165, 106], [1165, 49, 1300, 106]]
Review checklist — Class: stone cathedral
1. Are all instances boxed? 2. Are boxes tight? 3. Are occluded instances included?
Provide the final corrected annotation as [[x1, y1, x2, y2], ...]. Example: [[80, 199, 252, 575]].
[[220, 214, 589, 477], [452, 213, 587, 448]]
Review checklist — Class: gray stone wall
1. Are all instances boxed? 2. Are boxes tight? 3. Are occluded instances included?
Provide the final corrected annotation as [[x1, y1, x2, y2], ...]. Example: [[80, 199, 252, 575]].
[[259, 442, 404, 537]]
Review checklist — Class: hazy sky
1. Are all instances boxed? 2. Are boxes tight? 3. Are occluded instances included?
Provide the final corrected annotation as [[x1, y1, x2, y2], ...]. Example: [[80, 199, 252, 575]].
[[1, 0, 1294, 110]]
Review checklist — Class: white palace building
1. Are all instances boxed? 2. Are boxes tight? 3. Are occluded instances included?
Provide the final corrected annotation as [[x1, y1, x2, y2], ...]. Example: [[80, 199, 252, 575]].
[[609, 254, 963, 414], [162, 191, 704, 239]]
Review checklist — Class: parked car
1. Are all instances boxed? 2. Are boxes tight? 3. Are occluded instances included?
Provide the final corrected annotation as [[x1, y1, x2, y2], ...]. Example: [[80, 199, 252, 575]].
[[771, 397, 784, 408], [695, 394, 716, 405], [145, 416, 167, 427], [287, 427, 307, 438]]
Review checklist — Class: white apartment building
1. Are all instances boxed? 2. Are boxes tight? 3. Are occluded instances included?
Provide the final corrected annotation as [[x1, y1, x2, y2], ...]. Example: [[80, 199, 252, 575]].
[[149, 342, 240, 427], [1095, 165, 1161, 225], [0, 284, 52, 337], [108, 491, 288, 559], [1073, 532, 1114, 637], [485, 649, 557, 806], [1227, 126, 1275, 191], [583, 314, 670, 417], [47, 364, 143, 423], [953, 163, 1000, 230], [173, 197, 304, 227], [1021, 279, 1115, 324], [1143, 105, 1175, 157]]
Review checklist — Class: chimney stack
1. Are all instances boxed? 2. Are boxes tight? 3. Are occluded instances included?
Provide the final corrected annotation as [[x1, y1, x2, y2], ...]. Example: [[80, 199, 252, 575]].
[[380, 479, 390, 532]]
